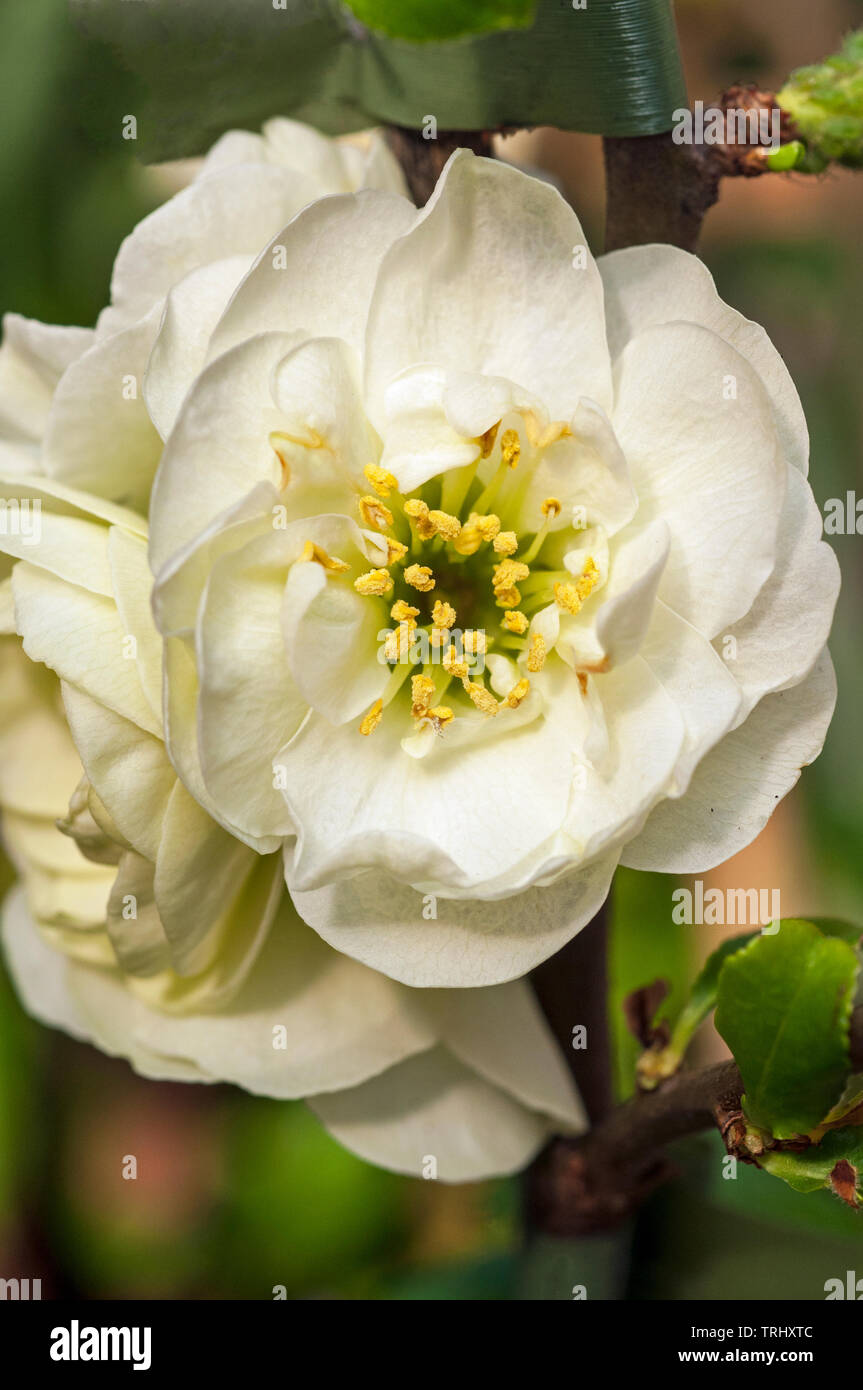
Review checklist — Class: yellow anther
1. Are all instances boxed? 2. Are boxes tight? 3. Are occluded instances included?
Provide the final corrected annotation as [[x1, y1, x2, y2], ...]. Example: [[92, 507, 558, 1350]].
[[404, 498, 436, 539], [298, 541, 351, 573], [537, 421, 571, 449], [502, 610, 529, 635], [495, 585, 522, 608], [432, 600, 456, 629], [554, 556, 600, 615], [527, 633, 547, 672], [359, 699, 384, 736], [404, 564, 435, 592], [428, 705, 454, 728], [493, 558, 530, 592], [411, 674, 436, 719], [391, 599, 420, 622], [478, 422, 500, 458], [354, 568, 393, 597], [384, 623, 415, 662], [364, 464, 398, 498], [541, 497, 562, 519], [477, 514, 501, 542], [493, 530, 518, 555], [359, 494, 394, 530], [463, 679, 498, 716], [504, 677, 531, 709], [385, 537, 409, 563], [500, 428, 521, 468], [454, 520, 482, 556], [442, 646, 469, 680], [428, 509, 462, 542], [462, 629, 487, 656]]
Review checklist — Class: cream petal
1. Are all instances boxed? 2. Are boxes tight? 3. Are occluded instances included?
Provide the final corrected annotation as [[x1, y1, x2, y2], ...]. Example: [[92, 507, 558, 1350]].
[[0, 638, 80, 817], [290, 852, 618, 988], [600, 243, 809, 475], [41, 307, 163, 513], [0, 314, 93, 444], [2, 886, 95, 1044], [144, 254, 255, 440], [105, 164, 329, 332], [12, 563, 160, 736], [108, 527, 163, 729], [308, 1046, 553, 1182], [717, 466, 840, 724], [364, 149, 612, 431], [611, 321, 785, 637], [621, 648, 836, 873], [106, 851, 171, 977], [207, 188, 416, 363]]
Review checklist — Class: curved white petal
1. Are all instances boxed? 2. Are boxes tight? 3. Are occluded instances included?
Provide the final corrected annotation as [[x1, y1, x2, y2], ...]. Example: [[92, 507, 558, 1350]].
[[611, 321, 785, 637], [0, 314, 93, 445], [600, 243, 809, 475], [621, 648, 836, 873], [365, 149, 612, 431]]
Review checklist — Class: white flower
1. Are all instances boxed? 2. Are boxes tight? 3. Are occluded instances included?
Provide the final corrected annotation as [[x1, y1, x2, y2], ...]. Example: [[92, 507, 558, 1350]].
[[0, 125, 583, 1181], [141, 149, 838, 987]]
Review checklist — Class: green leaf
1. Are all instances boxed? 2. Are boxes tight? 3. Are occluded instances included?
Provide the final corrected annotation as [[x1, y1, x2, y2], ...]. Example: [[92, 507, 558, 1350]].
[[715, 919, 859, 1139], [72, 0, 687, 160], [760, 1127, 863, 1203], [638, 931, 759, 1089], [343, 0, 536, 43], [778, 29, 863, 172]]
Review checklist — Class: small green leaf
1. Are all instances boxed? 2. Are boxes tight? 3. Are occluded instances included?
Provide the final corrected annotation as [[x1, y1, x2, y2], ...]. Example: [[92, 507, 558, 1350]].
[[343, 0, 536, 43], [765, 139, 805, 172], [761, 1127, 863, 1203], [715, 919, 859, 1139], [638, 931, 758, 1089]]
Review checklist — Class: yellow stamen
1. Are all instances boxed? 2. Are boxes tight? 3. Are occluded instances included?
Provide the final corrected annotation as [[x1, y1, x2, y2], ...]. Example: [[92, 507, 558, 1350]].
[[462, 629, 487, 656], [432, 600, 456, 629], [404, 499, 437, 540], [359, 494, 394, 530], [359, 699, 383, 736], [354, 568, 393, 597], [404, 564, 435, 592], [504, 678, 531, 708], [477, 514, 501, 542], [493, 558, 531, 592], [537, 421, 571, 449], [385, 537, 409, 563], [299, 541, 350, 573], [411, 674, 436, 719], [463, 679, 498, 716], [493, 530, 518, 555], [478, 422, 500, 458], [384, 623, 415, 662], [541, 497, 562, 519], [391, 599, 420, 622], [364, 464, 398, 497], [502, 610, 529, 635], [527, 633, 547, 672], [443, 646, 469, 680], [500, 428, 521, 469], [553, 557, 600, 615], [428, 705, 454, 729], [495, 585, 522, 608], [428, 509, 462, 542]]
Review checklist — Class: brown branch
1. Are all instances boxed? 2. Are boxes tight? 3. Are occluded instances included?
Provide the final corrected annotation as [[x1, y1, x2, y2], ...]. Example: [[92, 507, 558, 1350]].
[[603, 85, 801, 252], [526, 1003, 863, 1237], [384, 126, 495, 205]]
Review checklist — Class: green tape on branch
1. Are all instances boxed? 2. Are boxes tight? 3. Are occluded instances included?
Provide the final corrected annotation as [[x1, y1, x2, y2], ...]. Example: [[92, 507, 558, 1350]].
[[72, 0, 687, 162]]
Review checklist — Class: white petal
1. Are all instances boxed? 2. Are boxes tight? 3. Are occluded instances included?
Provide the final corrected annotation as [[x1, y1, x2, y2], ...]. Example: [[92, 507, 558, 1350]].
[[108, 527, 163, 729], [41, 307, 163, 513], [0, 637, 80, 817], [0, 314, 93, 444], [105, 164, 329, 332], [621, 648, 836, 873], [365, 150, 612, 430], [2, 886, 94, 1044], [12, 563, 160, 736], [600, 243, 808, 475], [207, 188, 416, 363], [309, 1046, 552, 1182], [718, 466, 840, 723], [0, 510, 114, 596], [290, 853, 618, 988], [612, 321, 785, 637], [144, 254, 255, 439]]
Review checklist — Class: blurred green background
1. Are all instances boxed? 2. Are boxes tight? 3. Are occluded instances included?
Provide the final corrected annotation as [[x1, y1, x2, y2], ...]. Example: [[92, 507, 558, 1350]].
[[0, 0, 862, 1299]]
